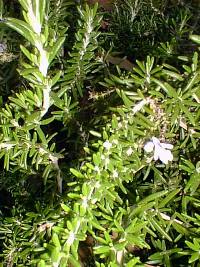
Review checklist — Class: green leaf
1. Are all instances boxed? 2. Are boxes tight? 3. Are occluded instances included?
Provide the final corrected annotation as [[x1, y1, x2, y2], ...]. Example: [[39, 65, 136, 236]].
[[40, 116, 55, 125], [51, 247, 60, 263], [130, 201, 155, 217], [49, 37, 65, 64], [126, 220, 147, 234], [9, 96, 27, 109], [113, 219, 124, 232], [70, 168, 84, 178], [89, 130, 101, 138], [68, 255, 81, 267], [180, 103, 195, 125], [20, 45, 37, 64], [90, 219, 105, 231], [18, 0, 29, 11], [51, 71, 62, 87], [117, 89, 133, 108], [185, 173, 200, 194], [36, 126, 47, 145], [94, 245, 111, 254], [39, 0, 46, 25], [127, 258, 141, 267], [158, 189, 181, 208], [172, 222, 188, 236], [139, 190, 168, 205], [162, 69, 184, 81], [6, 18, 36, 45], [38, 260, 46, 267], [189, 252, 200, 263], [186, 239, 200, 251], [135, 60, 146, 73], [190, 34, 200, 44], [4, 151, 10, 170], [149, 217, 172, 242], [152, 78, 178, 98], [183, 72, 199, 92]]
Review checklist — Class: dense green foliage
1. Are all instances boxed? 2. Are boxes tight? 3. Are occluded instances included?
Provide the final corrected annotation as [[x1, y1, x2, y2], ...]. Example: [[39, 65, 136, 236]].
[[0, 0, 200, 266]]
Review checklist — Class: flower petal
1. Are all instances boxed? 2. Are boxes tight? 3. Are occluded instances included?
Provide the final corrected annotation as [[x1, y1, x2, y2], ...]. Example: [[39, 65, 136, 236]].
[[144, 141, 154, 153], [158, 149, 173, 164], [153, 146, 159, 161], [152, 137, 161, 146], [126, 147, 133, 156], [103, 140, 112, 150], [160, 143, 173, 150]]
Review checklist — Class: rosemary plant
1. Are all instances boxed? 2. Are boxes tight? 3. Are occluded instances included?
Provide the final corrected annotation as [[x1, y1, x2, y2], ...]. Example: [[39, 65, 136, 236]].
[[0, 1, 200, 267]]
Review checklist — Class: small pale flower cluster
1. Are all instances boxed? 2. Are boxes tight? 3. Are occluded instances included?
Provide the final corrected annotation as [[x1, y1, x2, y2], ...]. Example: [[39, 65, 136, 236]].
[[0, 142, 15, 150], [117, 120, 128, 130], [103, 140, 112, 150], [11, 119, 19, 127], [113, 170, 118, 178], [94, 165, 100, 174], [82, 196, 88, 209], [117, 122, 123, 129], [144, 137, 173, 164], [126, 147, 133, 156], [103, 139, 119, 150]]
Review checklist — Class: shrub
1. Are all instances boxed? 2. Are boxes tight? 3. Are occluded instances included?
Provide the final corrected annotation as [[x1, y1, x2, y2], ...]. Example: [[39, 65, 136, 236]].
[[0, 0, 199, 266]]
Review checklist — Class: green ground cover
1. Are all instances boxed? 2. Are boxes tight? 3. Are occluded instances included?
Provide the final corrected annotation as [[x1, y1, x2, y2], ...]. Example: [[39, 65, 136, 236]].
[[0, 0, 200, 266]]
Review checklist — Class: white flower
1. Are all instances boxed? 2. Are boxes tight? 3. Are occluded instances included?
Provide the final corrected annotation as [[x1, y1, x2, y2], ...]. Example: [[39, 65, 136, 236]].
[[143, 141, 154, 153], [101, 155, 105, 160], [94, 166, 100, 173], [95, 181, 101, 189], [126, 147, 133, 156], [118, 122, 123, 129], [144, 137, 173, 164], [82, 196, 88, 208], [11, 119, 19, 127], [39, 147, 47, 155], [113, 170, 118, 178], [0, 143, 14, 150], [103, 140, 112, 150]]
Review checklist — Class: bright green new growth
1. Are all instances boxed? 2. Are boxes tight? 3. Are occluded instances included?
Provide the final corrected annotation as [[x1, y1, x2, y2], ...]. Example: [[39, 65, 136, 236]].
[[0, 0, 200, 266]]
